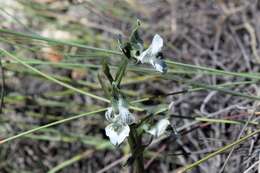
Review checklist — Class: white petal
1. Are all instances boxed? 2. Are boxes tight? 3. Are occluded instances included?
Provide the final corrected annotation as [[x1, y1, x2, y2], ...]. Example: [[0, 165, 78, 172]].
[[105, 107, 114, 122], [118, 98, 135, 124], [105, 123, 130, 146], [147, 119, 170, 138], [150, 34, 163, 55], [119, 106, 135, 124], [137, 47, 153, 63], [137, 34, 163, 63]]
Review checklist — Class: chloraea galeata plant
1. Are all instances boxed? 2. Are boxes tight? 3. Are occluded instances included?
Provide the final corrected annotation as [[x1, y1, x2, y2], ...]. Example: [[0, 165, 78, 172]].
[[98, 20, 172, 173]]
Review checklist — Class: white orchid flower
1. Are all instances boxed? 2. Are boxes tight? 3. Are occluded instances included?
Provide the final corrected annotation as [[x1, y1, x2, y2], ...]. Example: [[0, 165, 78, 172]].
[[105, 122, 130, 146], [137, 34, 167, 73], [147, 119, 170, 138], [104, 98, 135, 145]]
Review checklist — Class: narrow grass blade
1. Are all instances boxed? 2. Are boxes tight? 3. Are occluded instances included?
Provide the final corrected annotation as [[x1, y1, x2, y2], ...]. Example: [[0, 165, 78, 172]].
[[0, 28, 121, 55], [191, 82, 260, 101], [0, 47, 109, 102], [2, 28, 260, 81], [0, 108, 107, 144], [164, 75, 260, 101], [180, 129, 260, 172], [166, 60, 260, 80], [48, 150, 94, 173], [0, 48, 143, 112]]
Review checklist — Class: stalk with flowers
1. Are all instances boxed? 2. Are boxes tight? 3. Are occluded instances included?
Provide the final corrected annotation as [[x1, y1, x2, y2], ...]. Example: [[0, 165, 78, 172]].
[[98, 20, 173, 173]]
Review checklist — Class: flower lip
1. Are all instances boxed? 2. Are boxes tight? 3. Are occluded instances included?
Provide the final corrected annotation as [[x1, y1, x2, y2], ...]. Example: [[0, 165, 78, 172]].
[[105, 123, 130, 146]]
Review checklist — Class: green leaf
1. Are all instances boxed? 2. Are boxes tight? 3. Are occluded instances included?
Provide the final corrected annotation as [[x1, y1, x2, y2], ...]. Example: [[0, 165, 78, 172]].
[[114, 58, 128, 87], [97, 73, 110, 98], [102, 60, 114, 84]]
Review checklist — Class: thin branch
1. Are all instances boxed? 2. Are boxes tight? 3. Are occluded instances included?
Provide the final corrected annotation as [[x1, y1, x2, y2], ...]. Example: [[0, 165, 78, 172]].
[[0, 57, 5, 113]]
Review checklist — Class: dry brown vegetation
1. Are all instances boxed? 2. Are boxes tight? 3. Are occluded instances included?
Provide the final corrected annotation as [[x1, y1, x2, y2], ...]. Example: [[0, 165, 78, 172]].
[[1, 0, 260, 172]]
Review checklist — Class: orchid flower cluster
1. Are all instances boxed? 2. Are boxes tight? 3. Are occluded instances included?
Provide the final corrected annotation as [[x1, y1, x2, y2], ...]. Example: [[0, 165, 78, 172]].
[[99, 21, 171, 147]]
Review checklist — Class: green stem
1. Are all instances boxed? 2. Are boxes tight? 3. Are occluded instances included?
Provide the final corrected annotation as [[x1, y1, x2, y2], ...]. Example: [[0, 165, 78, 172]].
[[128, 125, 145, 173]]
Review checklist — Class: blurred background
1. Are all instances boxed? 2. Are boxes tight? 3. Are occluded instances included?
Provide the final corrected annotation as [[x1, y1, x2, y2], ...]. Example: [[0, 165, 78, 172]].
[[1, 0, 260, 172]]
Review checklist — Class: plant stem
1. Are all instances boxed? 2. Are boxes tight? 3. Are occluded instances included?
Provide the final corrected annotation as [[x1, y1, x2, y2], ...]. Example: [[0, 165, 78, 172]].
[[128, 125, 145, 173]]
